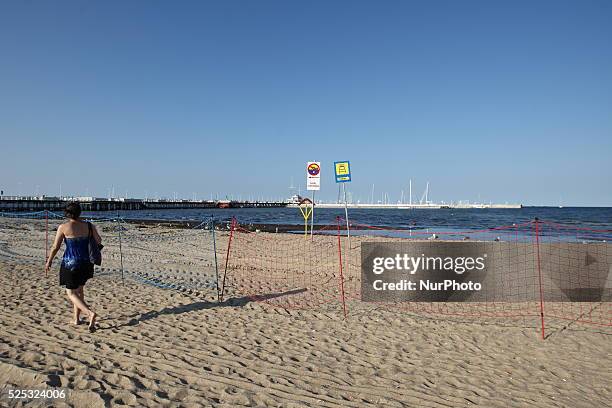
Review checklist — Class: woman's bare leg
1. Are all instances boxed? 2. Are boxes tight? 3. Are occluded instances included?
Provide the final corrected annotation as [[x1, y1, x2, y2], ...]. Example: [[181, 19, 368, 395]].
[[66, 289, 96, 330], [79, 286, 95, 330], [72, 302, 80, 324], [72, 287, 84, 324]]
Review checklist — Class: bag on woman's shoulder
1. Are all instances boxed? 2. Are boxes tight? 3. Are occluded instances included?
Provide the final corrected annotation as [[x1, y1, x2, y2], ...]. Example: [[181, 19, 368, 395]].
[[87, 222, 103, 266]]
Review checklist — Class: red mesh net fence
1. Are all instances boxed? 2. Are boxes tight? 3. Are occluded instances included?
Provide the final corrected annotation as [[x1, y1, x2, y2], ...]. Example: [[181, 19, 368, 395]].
[[220, 216, 611, 337], [1, 211, 609, 338]]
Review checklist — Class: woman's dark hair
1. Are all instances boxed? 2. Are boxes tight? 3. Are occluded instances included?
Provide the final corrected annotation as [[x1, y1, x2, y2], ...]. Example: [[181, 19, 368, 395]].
[[64, 202, 82, 219]]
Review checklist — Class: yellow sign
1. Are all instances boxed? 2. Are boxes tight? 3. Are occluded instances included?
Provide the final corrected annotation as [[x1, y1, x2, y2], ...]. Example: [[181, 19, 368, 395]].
[[334, 160, 351, 183], [335, 162, 349, 175]]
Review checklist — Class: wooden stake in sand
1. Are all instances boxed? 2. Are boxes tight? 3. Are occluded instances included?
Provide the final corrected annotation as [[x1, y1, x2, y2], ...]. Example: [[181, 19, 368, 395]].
[[45, 210, 49, 277], [220, 217, 236, 302], [211, 215, 220, 303], [534, 218, 546, 340], [117, 216, 125, 286]]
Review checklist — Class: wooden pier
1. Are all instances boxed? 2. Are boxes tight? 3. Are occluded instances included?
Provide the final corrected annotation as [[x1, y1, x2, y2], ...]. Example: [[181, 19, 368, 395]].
[[0, 197, 288, 212]]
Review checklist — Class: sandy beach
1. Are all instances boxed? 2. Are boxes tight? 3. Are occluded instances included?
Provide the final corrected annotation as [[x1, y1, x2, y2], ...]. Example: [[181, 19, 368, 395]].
[[3, 0, 612, 405], [0, 218, 610, 407]]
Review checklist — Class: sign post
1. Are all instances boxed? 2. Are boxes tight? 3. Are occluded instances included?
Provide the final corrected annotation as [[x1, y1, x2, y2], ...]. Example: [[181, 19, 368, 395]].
[[334, 160, 352, 244], [311, 190, 315, 240], [306, 162, 321, 239]]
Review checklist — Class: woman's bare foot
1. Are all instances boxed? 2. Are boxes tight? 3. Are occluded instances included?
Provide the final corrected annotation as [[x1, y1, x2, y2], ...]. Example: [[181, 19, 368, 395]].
[[88, 312, 97, 333], [72, 319, 83, 325]]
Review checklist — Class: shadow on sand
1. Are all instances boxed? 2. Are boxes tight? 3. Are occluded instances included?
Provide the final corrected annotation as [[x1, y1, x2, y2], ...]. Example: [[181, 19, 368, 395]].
[[100, 288, 307, 331]]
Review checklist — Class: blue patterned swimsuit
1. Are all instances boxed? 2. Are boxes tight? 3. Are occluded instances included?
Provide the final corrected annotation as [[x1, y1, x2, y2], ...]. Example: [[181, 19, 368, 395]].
[[61, 236, 90, 270], [59, 236, 94, 289]]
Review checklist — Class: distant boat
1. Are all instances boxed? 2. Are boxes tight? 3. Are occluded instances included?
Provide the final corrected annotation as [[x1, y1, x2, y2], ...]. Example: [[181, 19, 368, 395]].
[[217, 200, 231, 209]]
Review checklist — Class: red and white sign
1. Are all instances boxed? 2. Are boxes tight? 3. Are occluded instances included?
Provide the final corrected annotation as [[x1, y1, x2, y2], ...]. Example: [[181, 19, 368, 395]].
[[307, 162, 321, 191]]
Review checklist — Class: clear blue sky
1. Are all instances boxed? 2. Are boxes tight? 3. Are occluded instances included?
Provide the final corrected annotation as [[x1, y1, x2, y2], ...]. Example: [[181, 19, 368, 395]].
[[1, 1, 610, 206]]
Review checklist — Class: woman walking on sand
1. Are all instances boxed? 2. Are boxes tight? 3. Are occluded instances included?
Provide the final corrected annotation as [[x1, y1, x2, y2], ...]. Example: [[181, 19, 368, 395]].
[[45, 202, 100, 332]]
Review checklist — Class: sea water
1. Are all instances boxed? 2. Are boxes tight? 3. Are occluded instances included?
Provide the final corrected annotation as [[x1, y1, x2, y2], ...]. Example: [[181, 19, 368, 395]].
[[84, 207, 612, 230]]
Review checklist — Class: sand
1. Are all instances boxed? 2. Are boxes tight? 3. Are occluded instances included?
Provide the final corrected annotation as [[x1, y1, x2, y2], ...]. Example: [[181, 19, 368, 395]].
[[0, 217, 610, 407]]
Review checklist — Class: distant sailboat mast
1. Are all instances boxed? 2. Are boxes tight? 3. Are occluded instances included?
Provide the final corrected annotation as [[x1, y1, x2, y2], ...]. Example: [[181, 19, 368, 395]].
[[409, 179, 412, 207], [420, 182, 429, 205], [371, 184, 375, 205]]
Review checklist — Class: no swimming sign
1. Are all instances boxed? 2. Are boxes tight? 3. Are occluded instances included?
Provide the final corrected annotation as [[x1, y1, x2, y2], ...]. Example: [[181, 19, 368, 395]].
[[307, 162, 321, 191]]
